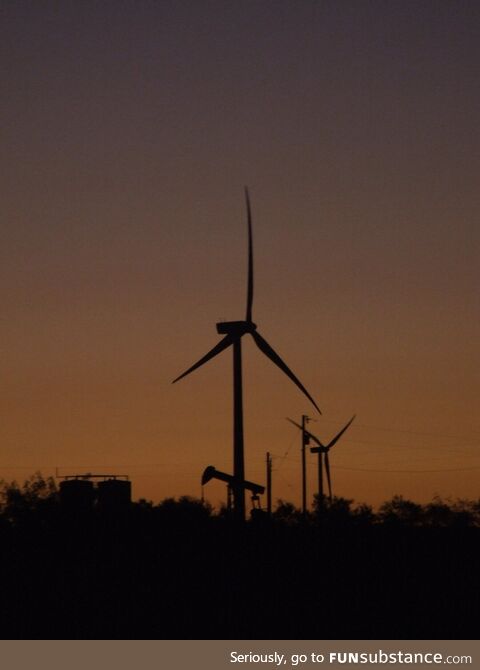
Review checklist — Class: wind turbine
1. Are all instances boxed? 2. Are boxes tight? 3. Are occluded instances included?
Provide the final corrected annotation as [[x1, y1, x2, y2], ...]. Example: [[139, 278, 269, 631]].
[[287, 415, 355, 505], [173, 188, 321, 521]]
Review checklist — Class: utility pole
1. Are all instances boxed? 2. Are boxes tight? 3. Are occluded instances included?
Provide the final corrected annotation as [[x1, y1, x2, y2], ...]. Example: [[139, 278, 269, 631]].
[[317, 449, 324, 511], [301, 414, 310, 514], [266, 452, 272, 515]]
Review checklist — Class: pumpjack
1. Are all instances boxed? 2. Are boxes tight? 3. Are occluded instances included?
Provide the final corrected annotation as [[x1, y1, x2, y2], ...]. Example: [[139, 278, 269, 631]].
[[201, 465, 265, 512]]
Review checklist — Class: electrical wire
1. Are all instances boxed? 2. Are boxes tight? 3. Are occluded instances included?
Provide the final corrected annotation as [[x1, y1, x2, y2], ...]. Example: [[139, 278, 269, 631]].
[[331, 465, 480, 474], [311, 417, 480, 443]]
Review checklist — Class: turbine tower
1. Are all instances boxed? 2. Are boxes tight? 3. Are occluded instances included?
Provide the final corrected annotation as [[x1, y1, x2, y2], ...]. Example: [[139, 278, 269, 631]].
[[173, 189, 321, 521], [287, 415, 355, 505]]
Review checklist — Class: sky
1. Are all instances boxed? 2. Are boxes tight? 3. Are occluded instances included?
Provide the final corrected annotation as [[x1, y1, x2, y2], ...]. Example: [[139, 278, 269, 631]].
[[2, 1, 479, 509]]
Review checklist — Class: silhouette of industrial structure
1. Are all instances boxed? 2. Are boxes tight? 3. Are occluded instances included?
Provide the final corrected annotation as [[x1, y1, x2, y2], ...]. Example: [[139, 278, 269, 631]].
[[201, 465, 265, 513], [58, 474, 131, 512], [173, 188, 320, 521]]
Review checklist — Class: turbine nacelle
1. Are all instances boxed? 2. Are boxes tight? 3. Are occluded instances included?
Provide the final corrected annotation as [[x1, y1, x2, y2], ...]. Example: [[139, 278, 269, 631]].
[[310, 445, 329, 454], [216, 320, 257, 336]]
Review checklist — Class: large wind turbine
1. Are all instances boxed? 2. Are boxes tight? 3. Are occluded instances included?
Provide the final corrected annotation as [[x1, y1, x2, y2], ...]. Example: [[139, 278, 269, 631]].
[[287, 415, 355, 504], [173, 188, 321, 521]]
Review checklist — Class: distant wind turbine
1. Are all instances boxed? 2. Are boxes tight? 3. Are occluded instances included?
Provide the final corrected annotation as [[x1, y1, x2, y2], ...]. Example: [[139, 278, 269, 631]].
[[173, 188, 321, 521], [287, 415, 355, 504]]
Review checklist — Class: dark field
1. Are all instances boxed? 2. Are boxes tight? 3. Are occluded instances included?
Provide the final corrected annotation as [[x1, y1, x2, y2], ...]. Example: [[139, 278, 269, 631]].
[[0, 483, 479, 640]]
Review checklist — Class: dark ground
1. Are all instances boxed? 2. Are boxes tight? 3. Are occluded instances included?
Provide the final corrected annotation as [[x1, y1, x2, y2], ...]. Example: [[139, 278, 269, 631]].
[[0, 503, 478, 639]]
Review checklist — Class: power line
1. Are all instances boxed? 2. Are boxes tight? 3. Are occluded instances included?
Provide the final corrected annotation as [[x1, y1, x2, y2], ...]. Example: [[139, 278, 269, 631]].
[[275, 431, 298, 471], [282, 425, 480, 459], [342, 437, 480, 450], [331, 465, 480, 474], [316, 417, 480, 443], [275, 452, 480, 472]]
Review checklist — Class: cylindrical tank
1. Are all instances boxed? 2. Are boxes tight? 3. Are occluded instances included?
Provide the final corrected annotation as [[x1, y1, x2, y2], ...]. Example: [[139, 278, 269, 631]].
[[59, 479, 95, 512], [97, 478, 131, 511]]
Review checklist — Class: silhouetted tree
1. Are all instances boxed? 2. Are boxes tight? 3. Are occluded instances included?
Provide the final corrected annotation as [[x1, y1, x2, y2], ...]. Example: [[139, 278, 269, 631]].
[[0, 472, 57, 525], [132, 497, 154, 511], [155, 495, 212, 524], [378, 495, 424, 526], [423, 496, 456, 527], [313, 494, 352, 518], [272, 499, 304, 524], [470, 499, 480, 527], [449, 498, 476, 527], [312, 495, 375, 527], [352, 502, 376, 524]]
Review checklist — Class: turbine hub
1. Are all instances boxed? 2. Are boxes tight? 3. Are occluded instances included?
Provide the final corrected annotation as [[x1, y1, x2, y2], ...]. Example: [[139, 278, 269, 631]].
[[310, 446, 329, 454], [216, 320, 257, 336]]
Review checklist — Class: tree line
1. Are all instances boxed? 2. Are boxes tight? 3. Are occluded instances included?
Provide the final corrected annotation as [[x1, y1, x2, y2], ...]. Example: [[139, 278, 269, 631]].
[[0, 472, 478, 639], [1, 472, 479, 528]]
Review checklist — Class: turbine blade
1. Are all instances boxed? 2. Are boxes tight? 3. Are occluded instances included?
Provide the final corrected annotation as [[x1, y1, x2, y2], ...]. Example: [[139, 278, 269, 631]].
[[286, 418, 325, 447], [325, 452, 332, 502], [245, 186, 254, 323], [327, 415, 356, 450], [172, 335, 233, 384], [252, 331, 321, 413]]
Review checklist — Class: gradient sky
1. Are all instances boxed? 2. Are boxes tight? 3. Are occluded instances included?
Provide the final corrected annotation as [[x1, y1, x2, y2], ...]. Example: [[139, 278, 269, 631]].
[[2, 1, 479, 509]]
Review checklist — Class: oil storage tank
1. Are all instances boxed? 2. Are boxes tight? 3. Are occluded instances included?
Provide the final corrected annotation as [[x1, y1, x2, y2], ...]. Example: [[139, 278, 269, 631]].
[[59, 478, 95, 512], [97, 478, 131, 512]]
